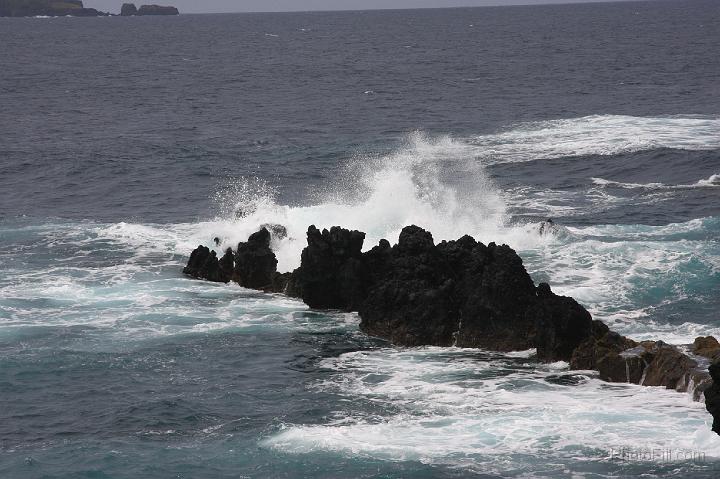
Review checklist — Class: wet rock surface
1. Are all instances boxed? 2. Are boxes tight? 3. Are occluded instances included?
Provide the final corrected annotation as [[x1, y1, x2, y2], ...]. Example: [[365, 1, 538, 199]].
[[232, 228, 278, 290], [182, 245, 231, 283], [705, 362, 720, 434]]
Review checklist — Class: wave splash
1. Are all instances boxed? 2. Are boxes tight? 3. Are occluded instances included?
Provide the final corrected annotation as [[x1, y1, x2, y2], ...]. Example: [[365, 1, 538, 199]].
[[204, 132, 536, 271]]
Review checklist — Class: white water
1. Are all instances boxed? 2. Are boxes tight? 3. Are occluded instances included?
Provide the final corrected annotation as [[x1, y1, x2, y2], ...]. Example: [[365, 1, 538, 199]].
[[264, 346, 720, 472], [592, 173, 720, 190], [470, 114, 720, 164]]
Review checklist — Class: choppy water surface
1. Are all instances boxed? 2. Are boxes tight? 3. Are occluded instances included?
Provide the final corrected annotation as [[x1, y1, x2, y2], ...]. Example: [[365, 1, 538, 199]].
[[1, 1, 720, 477]]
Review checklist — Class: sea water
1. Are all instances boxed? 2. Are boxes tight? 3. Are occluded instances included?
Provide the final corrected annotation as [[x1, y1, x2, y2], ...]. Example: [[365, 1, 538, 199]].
[[1, 2, 720, 477]]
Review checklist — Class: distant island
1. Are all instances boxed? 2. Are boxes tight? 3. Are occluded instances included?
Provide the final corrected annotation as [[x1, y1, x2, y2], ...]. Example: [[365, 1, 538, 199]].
[[120, 3, 178, 16], [0, 1, 179, 17]]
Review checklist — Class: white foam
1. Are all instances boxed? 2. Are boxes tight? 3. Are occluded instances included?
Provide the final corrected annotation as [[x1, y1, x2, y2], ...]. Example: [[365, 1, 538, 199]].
[[470, 115, 720, 164], [264, 347, 720, 471], [95, 132, 541, 272], [592, 173, 720, 190], [524, 218, 720, 343], [93, 117, 720, 274]]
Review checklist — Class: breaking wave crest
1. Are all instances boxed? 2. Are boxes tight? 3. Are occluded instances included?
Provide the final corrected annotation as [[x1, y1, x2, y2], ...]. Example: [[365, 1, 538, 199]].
[[592, 173, 720, 190], [181, 131, 537, 272], [470, 114, 720, 164]]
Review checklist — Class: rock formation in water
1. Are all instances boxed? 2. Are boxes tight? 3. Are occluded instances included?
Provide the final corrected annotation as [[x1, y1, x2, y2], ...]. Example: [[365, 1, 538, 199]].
[[119, 3, 178, 16], [120, 2, 137, 15], [186, 224, 592, 362], [572, 323, 713, 398], [705, 362, 720, 434], [0, 0, 108, 17], [136, 4, 178, 15], [183, 245, 232, 283], [184, 224, 720, 434], [232, 228, 280, 290]]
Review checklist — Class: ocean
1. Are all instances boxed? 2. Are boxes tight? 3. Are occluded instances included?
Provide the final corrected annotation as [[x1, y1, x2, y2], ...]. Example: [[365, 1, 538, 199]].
[[1, 1, 720, 477]]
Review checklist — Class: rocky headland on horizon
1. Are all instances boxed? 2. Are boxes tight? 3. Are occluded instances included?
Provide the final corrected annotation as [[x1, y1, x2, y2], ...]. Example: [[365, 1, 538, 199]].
[[0, 0, 178, 17]]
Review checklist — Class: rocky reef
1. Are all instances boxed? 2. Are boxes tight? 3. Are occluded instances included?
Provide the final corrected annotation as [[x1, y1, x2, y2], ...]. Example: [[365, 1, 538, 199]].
[[184, 224, 720, 433], [0, 0, 108, 17]]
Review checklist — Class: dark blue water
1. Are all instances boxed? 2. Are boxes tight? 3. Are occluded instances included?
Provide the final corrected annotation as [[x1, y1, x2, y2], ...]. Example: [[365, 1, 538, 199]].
[[1, 2, 720, 477]]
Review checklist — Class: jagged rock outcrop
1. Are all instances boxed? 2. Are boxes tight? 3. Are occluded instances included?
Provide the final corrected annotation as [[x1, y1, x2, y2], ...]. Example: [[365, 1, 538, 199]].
[[292, 225, 368, 310], [184, 228, 289, 292], [184, 224, 594, 360], [694, 336, 720, 360], [294, 225, 592, 359], [183, 245, 232, 283], [120, 3, 137, 15], [137, 4, 178, 15], [705, 362, 720, 434], [572, 323, 712, 399], [233, 228, 278, 290]]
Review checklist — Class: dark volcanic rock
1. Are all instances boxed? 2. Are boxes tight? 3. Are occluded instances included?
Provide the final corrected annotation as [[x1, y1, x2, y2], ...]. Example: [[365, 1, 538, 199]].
[[693, 336, 720, 361], [570, 322, 640, 381], [533, 283, 594, 361], [187, 224, 593, 359], [233, 228, 279, 290], [572, 327, 708, 394], [292, 225, 368, 310], [260, 223, 288, 240], [705, 362, 720, 434], [360, 227, 458, 347], [358, 226, 593, 359], [183, 245, 231, 283], [120, 2, 137, 15], [641, 341, 698, 389], [137, 4, 178, 15]]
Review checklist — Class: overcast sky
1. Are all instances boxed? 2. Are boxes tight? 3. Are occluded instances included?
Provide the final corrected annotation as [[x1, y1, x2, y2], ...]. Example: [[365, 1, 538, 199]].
[[85, 0, 640, 14]]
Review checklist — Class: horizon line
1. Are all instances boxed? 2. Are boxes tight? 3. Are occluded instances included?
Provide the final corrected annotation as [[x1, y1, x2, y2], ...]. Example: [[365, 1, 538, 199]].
[[90, 0, 662, 16]]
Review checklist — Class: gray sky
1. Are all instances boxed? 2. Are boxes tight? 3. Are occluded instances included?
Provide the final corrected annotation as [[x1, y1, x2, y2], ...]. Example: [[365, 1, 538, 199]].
[[85, 0, 640, 14]]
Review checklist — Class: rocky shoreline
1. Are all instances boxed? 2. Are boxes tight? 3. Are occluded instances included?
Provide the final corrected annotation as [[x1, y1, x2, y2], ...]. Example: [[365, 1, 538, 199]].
[[184, 224, 720, 435], [0, 1, 178, 17]]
